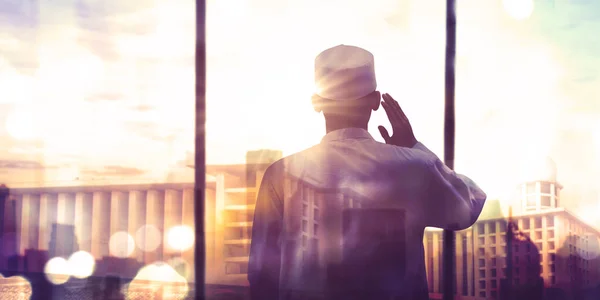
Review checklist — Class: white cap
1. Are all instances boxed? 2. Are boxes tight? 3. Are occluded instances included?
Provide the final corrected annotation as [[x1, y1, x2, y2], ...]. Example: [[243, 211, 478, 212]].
[[314, 45, 377, 101]]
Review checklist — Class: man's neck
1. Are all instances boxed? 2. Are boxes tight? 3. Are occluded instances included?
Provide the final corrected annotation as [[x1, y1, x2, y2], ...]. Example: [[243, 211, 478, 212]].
[[325, 121, 368, 134]]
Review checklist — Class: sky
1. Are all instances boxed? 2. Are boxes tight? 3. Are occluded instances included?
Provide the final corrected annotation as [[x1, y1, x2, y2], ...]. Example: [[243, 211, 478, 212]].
[[0, 0, 599, 224]]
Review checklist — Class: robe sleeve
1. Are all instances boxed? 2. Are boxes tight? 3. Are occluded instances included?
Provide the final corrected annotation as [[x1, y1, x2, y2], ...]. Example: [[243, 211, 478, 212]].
[[413, 142, 487, 230], [248, 164, 283, 300]]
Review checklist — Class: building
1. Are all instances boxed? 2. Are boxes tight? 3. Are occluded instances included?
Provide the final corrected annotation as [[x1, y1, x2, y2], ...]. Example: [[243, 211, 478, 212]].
[[204, 154, 600, 299], [204, 149, 282, 287], [1, 182, 196, 279], [423, 157, 600, 300], [4, 153, 599, 300]]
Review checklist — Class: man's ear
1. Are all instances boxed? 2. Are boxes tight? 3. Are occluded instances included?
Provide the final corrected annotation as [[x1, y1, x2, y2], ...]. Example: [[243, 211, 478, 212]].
[[371, 91, 381, 111], [312, 94, 323, 112]]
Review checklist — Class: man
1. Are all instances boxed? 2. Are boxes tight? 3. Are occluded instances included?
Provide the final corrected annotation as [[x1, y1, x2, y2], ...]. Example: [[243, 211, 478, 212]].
[[248, 45, 486, 300]]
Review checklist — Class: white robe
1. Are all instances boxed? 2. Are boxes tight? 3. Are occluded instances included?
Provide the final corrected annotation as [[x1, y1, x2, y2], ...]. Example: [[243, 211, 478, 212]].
[[248, 128, 487, 300]]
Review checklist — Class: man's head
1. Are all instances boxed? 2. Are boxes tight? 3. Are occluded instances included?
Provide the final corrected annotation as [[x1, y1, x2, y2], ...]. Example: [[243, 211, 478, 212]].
[[312, 45, 380, 125]]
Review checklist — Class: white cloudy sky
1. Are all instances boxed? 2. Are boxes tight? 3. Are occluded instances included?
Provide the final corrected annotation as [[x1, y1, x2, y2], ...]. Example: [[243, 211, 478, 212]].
[[0, 0, 599, 223]]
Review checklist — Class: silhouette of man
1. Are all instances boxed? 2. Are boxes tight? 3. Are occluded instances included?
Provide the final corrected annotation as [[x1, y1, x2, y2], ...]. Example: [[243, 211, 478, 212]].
[[248, 45, 487, 300]]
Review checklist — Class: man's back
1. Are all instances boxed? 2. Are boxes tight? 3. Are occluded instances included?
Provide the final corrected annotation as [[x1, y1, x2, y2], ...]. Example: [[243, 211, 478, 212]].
[[248, 128, 487, 300]]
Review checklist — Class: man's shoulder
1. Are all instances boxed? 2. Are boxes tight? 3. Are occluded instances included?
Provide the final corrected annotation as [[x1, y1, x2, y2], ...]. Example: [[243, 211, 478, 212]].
[[370, 141, 435, 168]]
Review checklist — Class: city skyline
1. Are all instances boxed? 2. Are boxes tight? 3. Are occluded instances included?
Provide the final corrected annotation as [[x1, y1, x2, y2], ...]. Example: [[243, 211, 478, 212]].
[[2, 148, 600, 299]]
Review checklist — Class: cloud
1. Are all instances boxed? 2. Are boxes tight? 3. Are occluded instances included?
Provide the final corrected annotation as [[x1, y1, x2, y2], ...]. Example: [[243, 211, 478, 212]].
[[85, 92, 126, 102], [130, 105, 155, 112], [82, 165, 146, 177], [123, 121, 180, 142], [0, 160, 51, 170]]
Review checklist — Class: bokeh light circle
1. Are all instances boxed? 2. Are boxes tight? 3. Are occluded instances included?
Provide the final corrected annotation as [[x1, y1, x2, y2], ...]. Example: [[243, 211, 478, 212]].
[[136, 225, 162, 252], [67, 251, 96, 279], [109, 231, 136, 258], [167, 225, 195, 251], [44, 257, 71, 285], [503, 0, 534, 20]]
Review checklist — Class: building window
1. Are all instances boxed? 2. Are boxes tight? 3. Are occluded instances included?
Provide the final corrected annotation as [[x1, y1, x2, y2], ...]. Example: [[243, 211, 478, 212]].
[[535, 231, 542, 240], [535, 217, 542, 228], [479, 237, 485, 245], [551, 276, 556, 284], [479, 281, 486, 289], [547, 217, 554, 227], [490, 223, 496, 233], [314, 208, 319, 220], [313, 224, 318, 236], [478, 223, 485, 234], [479, 291, 486, 298], [541, 195, 551, 207], [540, 182, 551, 194], [527, 183, 536, 193], [302, 235, 307, 247], [491, 247, 497, 255], [491, 258, 497, 266], [500, 222, 507, 232], [523, 220, 530, 230], [302, 220, 308, 232], [549, 241, 555, 250], [480, 270, 486, 278], [548, 230, 554, 239], [302, 204, 308, 217], [479, 259, 485, 268], [526, 195, 536, 207], [491, 269, 497, 278], [491, 280, 497, 288], [550, 253, 556, 262], [490, 236, 497, 244], [479, 248, 485, 256]]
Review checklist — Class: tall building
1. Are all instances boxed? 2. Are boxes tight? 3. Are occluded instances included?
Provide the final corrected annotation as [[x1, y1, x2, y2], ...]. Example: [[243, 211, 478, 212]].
[[423, 157, 600, 300], [204, 149, 282, 287], [1, 182, 196, 282]]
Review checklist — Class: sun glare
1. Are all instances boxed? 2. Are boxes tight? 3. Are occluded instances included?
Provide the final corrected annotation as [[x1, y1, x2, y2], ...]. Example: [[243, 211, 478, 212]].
[[5, 107, 40, 141], [503, 0, 534, 20]]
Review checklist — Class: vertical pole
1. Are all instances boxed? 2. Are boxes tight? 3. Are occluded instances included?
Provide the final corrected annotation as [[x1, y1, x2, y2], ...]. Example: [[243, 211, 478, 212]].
[[194, 0, 207, 298], [442, 0, 457, 300]]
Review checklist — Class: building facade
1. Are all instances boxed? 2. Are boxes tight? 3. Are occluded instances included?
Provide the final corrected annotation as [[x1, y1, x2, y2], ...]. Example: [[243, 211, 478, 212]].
[[423, 158, 600, 300], [1, 183, 196, 280], [3, 154, 599, 299]]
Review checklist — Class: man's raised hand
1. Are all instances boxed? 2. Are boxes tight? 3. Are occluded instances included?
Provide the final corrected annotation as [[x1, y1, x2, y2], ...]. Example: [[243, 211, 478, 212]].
[[378, 93, 418, 148]]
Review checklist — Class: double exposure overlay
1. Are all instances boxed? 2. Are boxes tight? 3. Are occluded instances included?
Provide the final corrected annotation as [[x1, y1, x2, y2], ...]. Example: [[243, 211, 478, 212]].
[[1, 0, 599, 299]]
